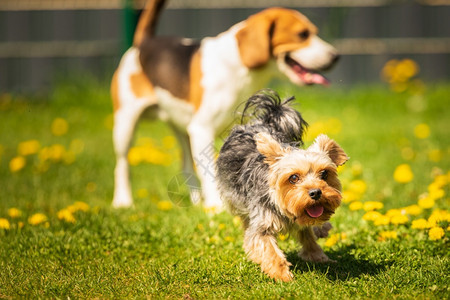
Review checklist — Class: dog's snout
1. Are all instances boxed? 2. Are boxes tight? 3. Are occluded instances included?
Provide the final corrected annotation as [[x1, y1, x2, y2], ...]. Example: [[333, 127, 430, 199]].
[[308, 189, 322, 200], [331, 53, 340, 65]]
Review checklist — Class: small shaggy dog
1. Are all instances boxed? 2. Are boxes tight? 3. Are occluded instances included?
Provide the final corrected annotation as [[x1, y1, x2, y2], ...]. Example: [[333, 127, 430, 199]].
[[216, 90, 348, 281]]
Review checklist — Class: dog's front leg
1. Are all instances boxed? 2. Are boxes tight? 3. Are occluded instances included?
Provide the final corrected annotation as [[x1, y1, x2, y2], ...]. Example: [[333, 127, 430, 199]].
[[298, 226, 334, 263], [244, 228, 293, 282], [187, 122, 223, 209]]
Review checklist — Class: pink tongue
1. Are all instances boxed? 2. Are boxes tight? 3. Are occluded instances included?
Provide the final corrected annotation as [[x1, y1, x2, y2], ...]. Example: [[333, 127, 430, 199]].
[[300, 72, 329, 86], [293, 65, 329, 86], [306, 205, 324, 218]]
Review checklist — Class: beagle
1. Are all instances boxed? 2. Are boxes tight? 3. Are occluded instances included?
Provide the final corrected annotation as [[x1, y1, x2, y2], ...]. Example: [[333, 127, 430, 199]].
[[111, 0, 339, 209]]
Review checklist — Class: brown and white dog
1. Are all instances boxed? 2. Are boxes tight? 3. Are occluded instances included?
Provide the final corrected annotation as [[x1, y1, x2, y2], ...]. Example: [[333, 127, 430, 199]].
[[111, 0, 339, 209]]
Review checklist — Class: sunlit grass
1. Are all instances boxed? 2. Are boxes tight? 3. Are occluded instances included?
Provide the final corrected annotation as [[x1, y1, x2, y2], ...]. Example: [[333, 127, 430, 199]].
[[0, 77, 448, 298]]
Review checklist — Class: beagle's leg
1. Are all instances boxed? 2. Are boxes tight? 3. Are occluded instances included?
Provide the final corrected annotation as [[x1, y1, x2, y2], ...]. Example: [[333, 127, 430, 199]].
[[170, 126, 202, 204], [298, 226, 334, 263], [186, 123, 223, 210], [112, 101, 154, 208]]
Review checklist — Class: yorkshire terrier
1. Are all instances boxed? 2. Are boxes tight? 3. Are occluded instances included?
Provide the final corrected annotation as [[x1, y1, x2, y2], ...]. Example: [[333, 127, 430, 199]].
[[216, 90, 348, 282]]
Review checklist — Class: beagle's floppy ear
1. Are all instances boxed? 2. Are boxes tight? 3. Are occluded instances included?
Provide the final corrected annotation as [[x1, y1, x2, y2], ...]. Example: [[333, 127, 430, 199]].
[[236, 14, 274, 68], [308, 134, 349, 166], [255, 132, 288, 165]]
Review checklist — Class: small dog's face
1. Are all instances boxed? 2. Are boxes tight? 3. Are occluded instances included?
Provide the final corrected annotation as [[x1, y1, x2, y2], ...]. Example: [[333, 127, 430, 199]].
[[256, 133, 348, 226], [236, 8, 339, 86]]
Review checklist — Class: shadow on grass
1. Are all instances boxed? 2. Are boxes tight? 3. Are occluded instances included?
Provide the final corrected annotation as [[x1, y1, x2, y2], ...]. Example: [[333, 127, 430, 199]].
[[286, 244, 390, 281]]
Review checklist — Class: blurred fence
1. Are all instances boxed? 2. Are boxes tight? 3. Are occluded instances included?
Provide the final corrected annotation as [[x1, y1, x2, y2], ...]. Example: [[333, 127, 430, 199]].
[[0, 0, 449, 91]]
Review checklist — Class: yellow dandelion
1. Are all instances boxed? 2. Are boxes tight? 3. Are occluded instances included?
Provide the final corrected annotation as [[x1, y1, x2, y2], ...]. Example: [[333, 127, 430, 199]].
[[162, 135, 177, 149], [363, 211, 383, 221], [348, 179, 367, 195], [38, 147, 52, 162], [218, 223, 226, 230], [428, 227, 445, 241], [397, 59, 419, 79], [363, 201, 384, 211], [9, 156, 26, 172], [349, 201, 363, 211], [393, 164, 414, 183], [17, 140, 41, 156], [28, 213, 48, 226], [432, 174, 448, 188], [418, 195, 435, 209], [428, 188, 445, 200], [137, 188, 149, 199], [0, 218, 11, 230], [403, 204, 422, 216], [374, 215, 390, 226], [386, 209, 403, 217], [57, 209, 76, 223], [411, 218, 431, 229], [324, 233, 340, 247], [128, 147, 143, 166], [72, 201, 90, 212], [51, 117, 69, 136], [8, 208, 22, 218], [342, 190, 361, 203], [428, 209, 450, 227], [428, 149, 442, 162], [278, 234, 289, 241], [378, 231, 398, 240], [391, 214, 409, 225], [413, 123, 430, 139], [197, 224, 204, 231], [49, 144, 66, 162], [157, 200, 173, 211], [232, 216, 241, 227], [224, 236, 235, 243]]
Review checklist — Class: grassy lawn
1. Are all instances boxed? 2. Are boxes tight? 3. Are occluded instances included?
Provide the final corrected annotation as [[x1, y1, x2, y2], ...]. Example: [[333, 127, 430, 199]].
[[0, 77, 449, 298]]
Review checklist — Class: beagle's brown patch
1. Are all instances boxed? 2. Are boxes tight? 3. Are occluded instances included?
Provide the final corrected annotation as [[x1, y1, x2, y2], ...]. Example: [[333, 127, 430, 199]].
[[130, 71, 154, 100], [188, 51, 204, 111], [236, 7, 318, 68], [111, 70, 120, 112]]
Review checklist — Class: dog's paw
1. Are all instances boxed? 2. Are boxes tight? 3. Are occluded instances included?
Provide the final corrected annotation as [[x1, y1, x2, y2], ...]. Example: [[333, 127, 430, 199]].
[[299, 248, 334, 263], [265, 261, 294, 282], [313, 222, 332, 239]]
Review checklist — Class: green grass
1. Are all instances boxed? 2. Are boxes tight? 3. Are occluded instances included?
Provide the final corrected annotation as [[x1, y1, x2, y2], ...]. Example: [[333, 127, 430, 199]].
[[0, 77, 449, 298]]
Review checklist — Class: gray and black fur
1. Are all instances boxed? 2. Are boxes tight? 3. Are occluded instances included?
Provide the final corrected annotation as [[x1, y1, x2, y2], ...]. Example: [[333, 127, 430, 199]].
[[216, 89, 307, 228]]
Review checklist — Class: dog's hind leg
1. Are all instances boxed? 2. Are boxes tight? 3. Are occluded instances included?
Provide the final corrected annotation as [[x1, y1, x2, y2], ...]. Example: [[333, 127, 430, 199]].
[[112, 101, 156, 208], [170, 126, 202, 205]]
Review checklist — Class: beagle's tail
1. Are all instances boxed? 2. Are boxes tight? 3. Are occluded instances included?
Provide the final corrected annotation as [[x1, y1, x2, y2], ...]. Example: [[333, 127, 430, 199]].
[[241, 89, 308, 145], [133, 0, 167, 47]]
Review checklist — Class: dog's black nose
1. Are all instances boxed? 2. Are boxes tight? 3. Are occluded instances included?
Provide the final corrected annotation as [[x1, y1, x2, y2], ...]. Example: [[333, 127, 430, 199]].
[[332, 53, 340, 64], [308, 189, 322, 200]]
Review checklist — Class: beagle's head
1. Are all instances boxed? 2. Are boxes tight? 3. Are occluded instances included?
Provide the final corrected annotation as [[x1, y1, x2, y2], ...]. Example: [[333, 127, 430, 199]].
[[236, 7, 339, 86]]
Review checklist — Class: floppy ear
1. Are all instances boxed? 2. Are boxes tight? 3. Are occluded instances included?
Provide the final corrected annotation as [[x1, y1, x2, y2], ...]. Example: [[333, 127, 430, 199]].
[[236, 14, 273, 68], [308, 134, 349, 166], [255, 132, 287, 165]]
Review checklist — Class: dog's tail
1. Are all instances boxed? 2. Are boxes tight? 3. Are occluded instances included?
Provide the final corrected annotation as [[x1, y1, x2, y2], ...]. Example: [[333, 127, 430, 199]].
[[241, 89, 308, 145], [133, 0, 167, 47]]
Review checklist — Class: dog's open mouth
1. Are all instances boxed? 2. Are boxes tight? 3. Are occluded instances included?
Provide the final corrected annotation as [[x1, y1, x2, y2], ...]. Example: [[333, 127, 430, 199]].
[[285, 55, 329, 86], [305, 204, 324, 218]]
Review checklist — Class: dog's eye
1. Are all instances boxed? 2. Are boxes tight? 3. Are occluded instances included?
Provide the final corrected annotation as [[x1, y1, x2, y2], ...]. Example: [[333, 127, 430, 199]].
[[289, 174, 300, 184], [319, 170, 328, 180], [299, 30, 310, 40]]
